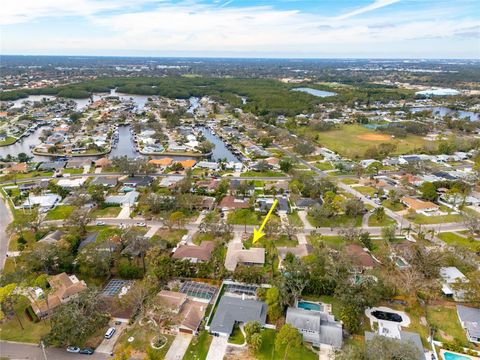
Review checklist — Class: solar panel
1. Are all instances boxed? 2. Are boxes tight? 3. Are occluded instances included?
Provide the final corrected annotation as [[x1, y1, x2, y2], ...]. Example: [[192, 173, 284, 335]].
[[102, 279, 132, 296]]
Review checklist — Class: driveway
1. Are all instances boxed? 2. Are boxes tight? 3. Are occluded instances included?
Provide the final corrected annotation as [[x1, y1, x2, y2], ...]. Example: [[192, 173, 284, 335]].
[[95, 323, 127, 354], [206, 336, 228, 360], [164, 333, 193, 360]]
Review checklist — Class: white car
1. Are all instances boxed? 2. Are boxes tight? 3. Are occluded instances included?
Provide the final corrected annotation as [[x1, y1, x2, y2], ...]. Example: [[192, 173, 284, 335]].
[[66, 346, 80, 353], [135, 222, 146, 227], [96, 221, 106, 226]]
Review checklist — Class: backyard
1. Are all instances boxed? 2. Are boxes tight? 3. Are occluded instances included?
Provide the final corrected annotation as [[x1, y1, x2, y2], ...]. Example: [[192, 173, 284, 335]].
[[45, 205, 75, 220], [426, 305, 471, 348], [254, 329, 317, 360]]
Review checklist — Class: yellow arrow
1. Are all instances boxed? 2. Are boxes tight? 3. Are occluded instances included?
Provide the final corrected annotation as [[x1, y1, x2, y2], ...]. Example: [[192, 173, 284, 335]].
[[253, 199, 278, 244]]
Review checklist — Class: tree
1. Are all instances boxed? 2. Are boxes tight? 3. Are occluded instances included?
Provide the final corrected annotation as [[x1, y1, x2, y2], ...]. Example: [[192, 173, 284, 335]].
[[197, 140, 214, 154], [344, 198, 365, 217], [373, 207, 385, 222], [122, 235, 152, 273], [275, 324, 302, 360], [43, 290, 109, 347], [381, 224, 397, 243], [280, 255, 309, 304], [293, 141, 315, 156], [7, 207, 43, 236], [167, 211, 186, 229], [462, 212, 480, 237], [0, 283, 23, 329], [244, 320, 262, 343], [420, 182, 437, 201], [249, 333, 263, 352], [66, 207, 95, 235], [365, 335, 421, 360], [265, 287, 283, 321], [76, 245, 112, 278], [279, 158, 294, 173]]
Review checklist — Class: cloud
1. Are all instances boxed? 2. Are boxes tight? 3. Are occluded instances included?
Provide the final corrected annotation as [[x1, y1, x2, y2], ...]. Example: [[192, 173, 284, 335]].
[[334, 0, 400, 20]]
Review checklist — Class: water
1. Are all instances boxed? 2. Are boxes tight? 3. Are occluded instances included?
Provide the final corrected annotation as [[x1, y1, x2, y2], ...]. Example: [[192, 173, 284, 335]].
[[109, 125, 139, 158], [198, 127, 240, 163], [187, 97, 199, 114], [10, 95, 55, 108], [411, 106, 479, 121], [0, 127, 51, 161], [415, 88, 460, 96], [443, 351, 470, 360], [291, 87, 337, 97], [297, 301, 322, 311]]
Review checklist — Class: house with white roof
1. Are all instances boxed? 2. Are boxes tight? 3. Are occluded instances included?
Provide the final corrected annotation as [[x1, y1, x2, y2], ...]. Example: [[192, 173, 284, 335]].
[[439, 267, 469, 301]]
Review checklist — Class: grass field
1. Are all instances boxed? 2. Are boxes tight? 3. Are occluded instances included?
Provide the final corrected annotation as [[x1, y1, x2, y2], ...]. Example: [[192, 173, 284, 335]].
[[45, 205, 75, 220], [381, 200, 405, 211], [438, 232, 480, 251], [227, 208, 261, 225], [296, 124, 428, 159], [354, 186, 378, 197], [308, 235, 345, 249], [368, 215, 396, 227], [0, 137, 17, 146], [116, 322, 174, 358], [254, 329, 317, 360], [91, 206, 121, 218], [307, 214, 363, 228], [410, 213, 463, 225], [240, 171, 285, 178], [426, 305, 471, 347], [287, 211, 304, 226], [183, 330, 212, 360], [0, 296, 50, 343]]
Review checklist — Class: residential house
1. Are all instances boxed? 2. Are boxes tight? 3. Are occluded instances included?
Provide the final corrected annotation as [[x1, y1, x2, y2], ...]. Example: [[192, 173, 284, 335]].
[[277, 244, 313, 268], [91, 176, 118, 187], [456, 305, 480, 344], [401, 197, 439, 214], [22, 194, 61, 211], [345, 244, 377, 272], [230, 180, 255, 196], [105, 191, 139, 206], [293, 197, 322, 210], [159, 175, 184, 188], [172, 241, 215, 263], [57, 177, 87, 188], [286, 307, 343, 349], [209, 296, 267, 337], [148, 158, 173, 168], [439, 267, 468, 301], [224, 243, 265, 271], [195, 161, 220, 171], [30, 273, 88, 318], [4, 162, 28, 174], [38, 161, 66, 171], [95, 157, 112, 168], [257, 196, 289, 214], [122, 176, 154, 187], [39, 230, 63, 244], [218, 195, 250, 211]]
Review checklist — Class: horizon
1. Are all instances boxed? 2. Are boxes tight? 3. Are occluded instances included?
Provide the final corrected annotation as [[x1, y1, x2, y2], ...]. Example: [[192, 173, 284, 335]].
[[2, 0, 480, 59]]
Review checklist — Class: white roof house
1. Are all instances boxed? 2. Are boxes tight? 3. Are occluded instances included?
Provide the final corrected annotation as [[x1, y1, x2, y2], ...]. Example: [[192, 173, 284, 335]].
[[105, 191, 139, 206], [22, 194, 61, 210], [439, 267, 469, 301], [57, 177, 87, 188]]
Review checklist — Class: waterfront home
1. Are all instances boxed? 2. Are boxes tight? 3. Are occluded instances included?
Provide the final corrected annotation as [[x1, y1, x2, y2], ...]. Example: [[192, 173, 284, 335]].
[[456, 305, 480, 344], [148, 158, 173, 168], [286, 306, 343, 349], [195, 161, 220, 171], [30, 273, 87, 319], [209, 295, 267, 337], [38, 161, 67, 171], [95, 157, 112, 168]]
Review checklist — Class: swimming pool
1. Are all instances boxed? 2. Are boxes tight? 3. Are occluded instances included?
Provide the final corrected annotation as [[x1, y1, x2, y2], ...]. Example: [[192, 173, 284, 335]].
[[443, 351, 471, 360], [297, 301, 322, 311]]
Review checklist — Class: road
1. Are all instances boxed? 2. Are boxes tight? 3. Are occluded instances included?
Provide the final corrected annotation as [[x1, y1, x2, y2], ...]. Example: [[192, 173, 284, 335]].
[[0, 194, 13, 270], [0, 341, 108, 360]]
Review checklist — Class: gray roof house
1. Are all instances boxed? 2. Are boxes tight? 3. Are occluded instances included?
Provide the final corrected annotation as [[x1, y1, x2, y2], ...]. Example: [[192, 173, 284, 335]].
[[91, 176, 118, 187], [286, 307, 343, 349], [456, 305, 480, 344], [364, 331, 424, 360], [209, 296, 267, 337], [105, 191, 139, 206]]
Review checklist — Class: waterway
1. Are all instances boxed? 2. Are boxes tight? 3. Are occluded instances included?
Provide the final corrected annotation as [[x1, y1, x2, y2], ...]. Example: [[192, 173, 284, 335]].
[[198, 127, 240, 163], [410, 106, 479, 121], [291, 87, 337, 97]]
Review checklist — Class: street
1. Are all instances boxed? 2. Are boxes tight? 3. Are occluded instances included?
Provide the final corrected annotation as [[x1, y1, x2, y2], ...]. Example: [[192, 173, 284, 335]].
[[0, 341, 108, 360], [0, 195, 13, 271]]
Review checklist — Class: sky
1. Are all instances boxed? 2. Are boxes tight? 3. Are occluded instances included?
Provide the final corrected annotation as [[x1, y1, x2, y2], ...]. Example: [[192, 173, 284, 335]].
[[1, 0, 479, 58]]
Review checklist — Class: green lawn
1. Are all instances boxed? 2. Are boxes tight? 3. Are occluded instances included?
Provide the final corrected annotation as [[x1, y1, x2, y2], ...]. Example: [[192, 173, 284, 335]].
[[438, 232, 480, 252], [254, 329, 317, 360], [154, 228, 188, 246], [245, 235, 299, 249], [314, 162, 334, 171], [183, 330, 212, 360], [91, 206, 121, 218], [410, 213, 463, 225], [308, 235, 345, 249], [0, 296, 50, 343], [426, 305, 471, 348], [228, 324, 245, 345], [354, 186, 377, 197], [45, 205, 75, 220], [192, 232, 216, 245], [0, 137, 17, 146], [287, 211, 304, 226], [227, 208, 261, 225], [307, 214, 363, 228], [368, 215, 396, 227], [295, 124, 428, 159], [240, 171, 285, 178], [341, 178, 359, 185], [381, 200, 405, 211], [63, 168, 84, 174]]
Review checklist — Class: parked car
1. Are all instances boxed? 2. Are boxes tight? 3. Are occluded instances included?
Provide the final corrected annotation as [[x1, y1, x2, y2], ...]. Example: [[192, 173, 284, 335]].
[[96, 221, 106, 226], [67, 346, 80, 353], [104, 327, 116, 339], [79, 348, 94, 355], [135, 222, 146, 227]]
